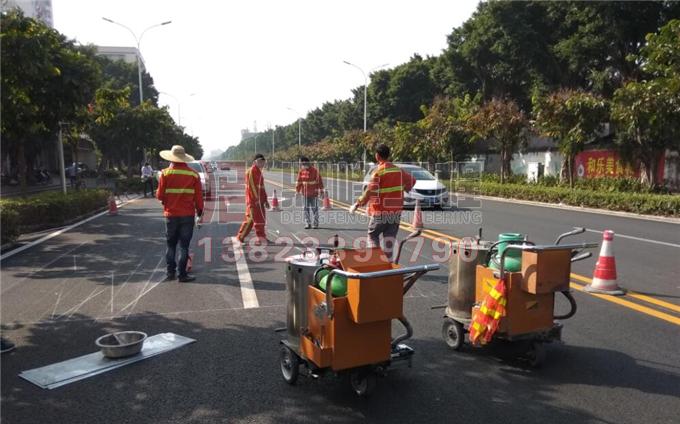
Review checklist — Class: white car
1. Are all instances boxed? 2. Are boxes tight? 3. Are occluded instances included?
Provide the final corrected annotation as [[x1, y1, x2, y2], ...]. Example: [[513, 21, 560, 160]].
[[362, 163, 449, 209], [186, 161, 212, 199]]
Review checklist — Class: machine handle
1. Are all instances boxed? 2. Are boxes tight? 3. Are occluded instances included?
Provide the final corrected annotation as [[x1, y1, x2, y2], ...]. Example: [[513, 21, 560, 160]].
[[555, 227, 586, 245], [323, 263, 441, 318], [571, 251, 592, 263]]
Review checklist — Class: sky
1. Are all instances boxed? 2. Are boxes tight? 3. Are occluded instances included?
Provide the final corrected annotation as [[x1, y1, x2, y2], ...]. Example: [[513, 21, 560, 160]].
[[52, 0, 480, 158]]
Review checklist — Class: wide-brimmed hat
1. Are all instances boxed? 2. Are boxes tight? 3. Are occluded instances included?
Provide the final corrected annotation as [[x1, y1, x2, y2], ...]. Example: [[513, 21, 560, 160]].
[[159, 145, 194, 163]]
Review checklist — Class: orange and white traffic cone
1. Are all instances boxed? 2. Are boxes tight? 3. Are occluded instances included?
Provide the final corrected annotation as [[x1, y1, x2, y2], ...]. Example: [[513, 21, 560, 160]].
[[322, 190, 332, 210], [270, 190, 281, 211], [411, 200, 423, 229], [108, 196, 118, 216], [585, 230, 625, 295]]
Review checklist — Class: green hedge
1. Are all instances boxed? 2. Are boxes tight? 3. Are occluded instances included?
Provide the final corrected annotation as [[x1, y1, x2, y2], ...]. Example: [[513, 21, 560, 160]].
[[114, 177, 146, 193], [0, 189, 111, 244], [453, 181, 680, 216]]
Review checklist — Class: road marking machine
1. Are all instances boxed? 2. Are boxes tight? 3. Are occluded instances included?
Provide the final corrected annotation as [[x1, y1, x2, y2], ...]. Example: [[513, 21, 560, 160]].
[[440, 227, 597, 367], [279, 231, 439, 396]]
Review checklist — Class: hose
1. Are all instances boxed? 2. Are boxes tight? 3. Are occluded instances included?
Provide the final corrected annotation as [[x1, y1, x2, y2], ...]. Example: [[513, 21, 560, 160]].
[[391, 316, 413, 348], [554, 291, 577, 320]]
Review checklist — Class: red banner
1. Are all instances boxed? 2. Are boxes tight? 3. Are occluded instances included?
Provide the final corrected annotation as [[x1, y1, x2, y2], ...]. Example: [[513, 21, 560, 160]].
[[573, 150, 638, 179]]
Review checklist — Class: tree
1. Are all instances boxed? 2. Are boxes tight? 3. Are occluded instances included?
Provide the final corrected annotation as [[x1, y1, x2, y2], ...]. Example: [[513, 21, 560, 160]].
[[533, 89, 608, 186], [1, 10, 101, 191], [416, 95, 479, 164], [96, 55, 159, 107], [467, 99, 528, 183], [611, 19, 680, 188]]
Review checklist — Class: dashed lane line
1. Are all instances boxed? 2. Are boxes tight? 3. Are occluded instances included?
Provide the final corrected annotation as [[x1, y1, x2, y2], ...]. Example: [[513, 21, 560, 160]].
[[231, 236, 259, 309]]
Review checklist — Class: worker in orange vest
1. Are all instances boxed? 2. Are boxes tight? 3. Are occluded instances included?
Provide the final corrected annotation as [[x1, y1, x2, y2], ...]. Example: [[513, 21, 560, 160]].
[[349, 144, 415, 261], [295, 156, 324, 229], [237, 154, 270, 244], [157, 145, 204, 282]]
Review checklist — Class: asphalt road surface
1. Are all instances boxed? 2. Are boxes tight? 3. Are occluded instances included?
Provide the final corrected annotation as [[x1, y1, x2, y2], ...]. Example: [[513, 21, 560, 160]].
[[1, 168, 679, 424]]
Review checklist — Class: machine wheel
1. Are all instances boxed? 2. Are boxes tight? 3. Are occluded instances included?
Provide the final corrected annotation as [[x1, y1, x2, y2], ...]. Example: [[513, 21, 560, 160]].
[[442, 318, 465, 351], [526, 341, 546, 368], [280, 345, 300, 385], [349, 370, 377, 397]]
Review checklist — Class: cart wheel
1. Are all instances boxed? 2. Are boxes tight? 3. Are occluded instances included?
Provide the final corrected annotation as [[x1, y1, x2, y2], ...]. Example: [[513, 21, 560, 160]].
[[526, 342, 546, 368], [442, 318, 465, 351], [349, 371, 376, 397], [280, 345, 300, 385]]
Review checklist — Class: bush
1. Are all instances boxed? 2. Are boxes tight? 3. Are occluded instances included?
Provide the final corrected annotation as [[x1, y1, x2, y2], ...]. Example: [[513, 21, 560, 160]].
[[0, 207, 21, 244], [452, 181, 680, 216], [103, 169, 122, 178], [115, 177, 145, 193], [0, 189, 111, 244], [81, 169, 98, 178]]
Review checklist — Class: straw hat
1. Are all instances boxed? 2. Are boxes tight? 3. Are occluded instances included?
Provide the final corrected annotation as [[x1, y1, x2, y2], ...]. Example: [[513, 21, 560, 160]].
[[159, 145, 194, 163]]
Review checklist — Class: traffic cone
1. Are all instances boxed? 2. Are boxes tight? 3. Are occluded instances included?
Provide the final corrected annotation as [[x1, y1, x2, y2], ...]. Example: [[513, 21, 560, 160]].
[[108, 196, 118, 216], [270, 190, 281, 211], [322, 190, 332, 210], [411, 200, 423, 229], [585, 230, 625, 295]]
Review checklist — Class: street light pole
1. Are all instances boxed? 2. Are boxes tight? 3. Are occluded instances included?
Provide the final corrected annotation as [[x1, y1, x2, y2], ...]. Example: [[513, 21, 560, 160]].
[[343, 61, 389, 168], [102, 17, 172, 105], [58, 122, 67, 194]]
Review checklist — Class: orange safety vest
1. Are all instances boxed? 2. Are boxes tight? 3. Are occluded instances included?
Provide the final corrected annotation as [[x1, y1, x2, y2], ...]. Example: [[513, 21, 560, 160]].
[[296, 166, 324, 197], [156, 163, 204, 217], [357, 161, 415, 216], [245, 165, 267, 206]]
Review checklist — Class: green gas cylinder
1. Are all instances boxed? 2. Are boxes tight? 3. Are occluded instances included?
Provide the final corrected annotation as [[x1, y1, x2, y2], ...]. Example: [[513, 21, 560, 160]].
[[318, 271, 348, 297], [489, 233, 524, 272]]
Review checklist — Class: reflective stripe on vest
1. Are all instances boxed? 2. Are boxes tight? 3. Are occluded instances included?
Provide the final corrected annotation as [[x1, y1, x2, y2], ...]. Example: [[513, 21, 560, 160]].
[[165, 188, 195, 194], [375, 166, 401, 176], [163, 169, 198, 178], [377, 185, 404, 193]]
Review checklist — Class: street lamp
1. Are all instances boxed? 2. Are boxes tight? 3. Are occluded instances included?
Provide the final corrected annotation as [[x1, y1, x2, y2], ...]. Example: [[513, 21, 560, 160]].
[[342, 61, 389, 167], [102, 17, 172, 104], [286, 107, 302, 150]]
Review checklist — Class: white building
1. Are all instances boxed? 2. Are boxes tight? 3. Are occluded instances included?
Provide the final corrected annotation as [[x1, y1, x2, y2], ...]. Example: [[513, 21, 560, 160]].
[[1, 0, 53, 27], [96, 46, 144, 69]]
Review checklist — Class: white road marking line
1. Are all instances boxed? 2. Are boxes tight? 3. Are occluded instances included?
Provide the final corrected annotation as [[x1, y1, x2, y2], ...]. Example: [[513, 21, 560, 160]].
[[56, 287, 106, 319], [1, 242, 87, 295], [585, 228, 680, 248], [231, 236, 259, 309], [0, 196, 140, 261], [51, 288, 64, 318], [118, 256, 165, 318]]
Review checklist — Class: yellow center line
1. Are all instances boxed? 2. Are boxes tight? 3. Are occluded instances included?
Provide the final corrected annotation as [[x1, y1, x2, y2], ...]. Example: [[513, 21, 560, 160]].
[[571, 281, 680, 326], [266, 177, 680, 325]]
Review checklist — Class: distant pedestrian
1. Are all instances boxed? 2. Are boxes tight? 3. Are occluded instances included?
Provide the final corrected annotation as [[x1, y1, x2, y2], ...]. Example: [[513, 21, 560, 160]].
[[141, 162, 154, 197], [236, 154, 270, 244], [157, 145, 204, 282], [67, 162, 79, 187], [295, 157, 324, 229], [349, 144, 415, 261]]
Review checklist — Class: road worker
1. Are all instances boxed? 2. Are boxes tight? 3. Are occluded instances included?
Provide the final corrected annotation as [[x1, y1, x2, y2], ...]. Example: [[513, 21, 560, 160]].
[[295, 156, 324, 229], [236, 154, 271, 244], [157, 145, 203, 282], [349, 144, 415, 261]]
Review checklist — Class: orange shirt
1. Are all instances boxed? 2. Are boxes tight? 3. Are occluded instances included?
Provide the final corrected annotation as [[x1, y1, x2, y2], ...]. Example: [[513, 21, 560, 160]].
[[245, 164, 267, 206], [357, 161, 415, 216], [295, 166, 324, 197], [156, 162, 204, 217]]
